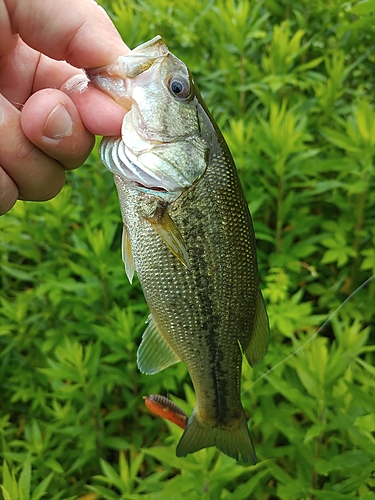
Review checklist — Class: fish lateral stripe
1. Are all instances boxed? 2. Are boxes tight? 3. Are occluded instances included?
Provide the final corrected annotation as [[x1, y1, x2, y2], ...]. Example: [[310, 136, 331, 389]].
[[144, 395, 188, 429]]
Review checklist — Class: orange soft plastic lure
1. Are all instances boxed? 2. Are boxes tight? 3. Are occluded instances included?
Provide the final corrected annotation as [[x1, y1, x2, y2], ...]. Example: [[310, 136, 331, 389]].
[[144, 394, 188, 430]]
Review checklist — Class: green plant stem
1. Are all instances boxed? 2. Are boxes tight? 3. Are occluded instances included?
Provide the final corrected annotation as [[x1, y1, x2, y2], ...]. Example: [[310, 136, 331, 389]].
[[239, 50, 246, 116], [101, 273, 110, 311], [351, 183, 368, 284], [276, 175, 285, 254], [82, 378, 102, 456], [311, 401, 325, 493]]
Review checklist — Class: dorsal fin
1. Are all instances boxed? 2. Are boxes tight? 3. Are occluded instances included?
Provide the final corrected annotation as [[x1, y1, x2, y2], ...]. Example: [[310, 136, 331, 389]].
[[243, 290, 270, 367]]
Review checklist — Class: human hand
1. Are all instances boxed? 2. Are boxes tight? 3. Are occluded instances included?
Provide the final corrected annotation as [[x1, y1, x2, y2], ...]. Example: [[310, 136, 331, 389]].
[[0, 0, 129, 215]]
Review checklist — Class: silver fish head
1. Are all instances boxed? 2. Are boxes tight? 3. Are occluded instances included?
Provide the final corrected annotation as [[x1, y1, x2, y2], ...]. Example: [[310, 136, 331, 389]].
[[87, 36, 208, 193]]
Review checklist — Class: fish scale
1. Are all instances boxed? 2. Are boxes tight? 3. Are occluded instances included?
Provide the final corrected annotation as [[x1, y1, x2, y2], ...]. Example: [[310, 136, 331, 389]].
[[114, 128, 258, 443], [87, 35, 269, 464]]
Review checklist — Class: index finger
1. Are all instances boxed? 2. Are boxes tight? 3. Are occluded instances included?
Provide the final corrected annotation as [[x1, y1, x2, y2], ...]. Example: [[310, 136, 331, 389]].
[[2, 0, 129, 67]]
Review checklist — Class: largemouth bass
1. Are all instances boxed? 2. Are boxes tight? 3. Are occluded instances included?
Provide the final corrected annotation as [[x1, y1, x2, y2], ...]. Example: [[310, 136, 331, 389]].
[[87, 36, 269, 464]]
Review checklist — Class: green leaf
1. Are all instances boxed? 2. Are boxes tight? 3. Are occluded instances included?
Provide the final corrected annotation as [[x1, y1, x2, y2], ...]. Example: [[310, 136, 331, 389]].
[[0, 487, 12, 500], [320, 127, 361, 154], [354, 413, 375, 434], [99, 459, 121, 483], [30, 473, 54, 500], [351, 0, 375, 15], [1, 461, 18, 500], [44, 459, 64, 474], [85, 485, 119, 499], [18, 459, 31, 500], [295, 56, 324, 72]]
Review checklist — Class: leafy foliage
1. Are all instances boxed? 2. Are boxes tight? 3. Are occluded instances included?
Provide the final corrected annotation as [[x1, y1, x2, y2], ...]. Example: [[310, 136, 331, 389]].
[[1, 0, 375, 498]]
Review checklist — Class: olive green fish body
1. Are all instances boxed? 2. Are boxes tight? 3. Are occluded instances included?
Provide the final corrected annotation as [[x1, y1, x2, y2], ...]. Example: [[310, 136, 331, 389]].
[[88, 36, 269, 464], [114, 121, 263, 462]]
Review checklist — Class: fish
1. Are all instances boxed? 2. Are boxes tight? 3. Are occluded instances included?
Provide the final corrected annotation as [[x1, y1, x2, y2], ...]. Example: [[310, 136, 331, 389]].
[[87, 35, 270, 465]]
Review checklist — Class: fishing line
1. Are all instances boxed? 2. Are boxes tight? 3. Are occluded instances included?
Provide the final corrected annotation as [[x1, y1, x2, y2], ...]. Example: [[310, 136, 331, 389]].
[[144, 277, 374, 437], [243, 273, 375, 393]]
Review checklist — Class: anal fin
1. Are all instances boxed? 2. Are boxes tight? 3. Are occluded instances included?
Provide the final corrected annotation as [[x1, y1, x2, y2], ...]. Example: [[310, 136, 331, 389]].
[[137, 314, 180, 374]]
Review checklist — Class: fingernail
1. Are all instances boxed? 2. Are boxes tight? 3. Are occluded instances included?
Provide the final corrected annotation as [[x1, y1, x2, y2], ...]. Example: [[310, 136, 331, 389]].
[[43, 103, 73, 140]]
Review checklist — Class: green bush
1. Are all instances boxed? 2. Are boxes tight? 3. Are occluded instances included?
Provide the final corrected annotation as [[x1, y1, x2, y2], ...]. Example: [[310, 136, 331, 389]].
[[1, 1, 374, 498]]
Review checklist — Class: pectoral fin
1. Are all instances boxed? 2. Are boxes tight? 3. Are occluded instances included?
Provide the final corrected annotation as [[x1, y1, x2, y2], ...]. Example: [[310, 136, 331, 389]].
[[243, 290, 270, 367], [146, 205, 191, 269], [122, 224, 135, 284], [137, 314, 181, 374]]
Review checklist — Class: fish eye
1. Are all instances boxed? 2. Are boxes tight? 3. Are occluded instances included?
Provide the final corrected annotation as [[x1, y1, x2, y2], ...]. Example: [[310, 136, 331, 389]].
[[168, 75, 190, 99]]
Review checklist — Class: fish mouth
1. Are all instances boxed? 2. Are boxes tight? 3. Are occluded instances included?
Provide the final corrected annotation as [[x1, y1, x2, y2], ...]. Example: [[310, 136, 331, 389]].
[[85, 36, 169, 109], [85, 69, 133, 110]]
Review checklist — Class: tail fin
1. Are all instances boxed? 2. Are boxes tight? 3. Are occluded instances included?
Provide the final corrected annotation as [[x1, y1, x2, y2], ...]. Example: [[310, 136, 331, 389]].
[[175, 410, 257, 465]]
